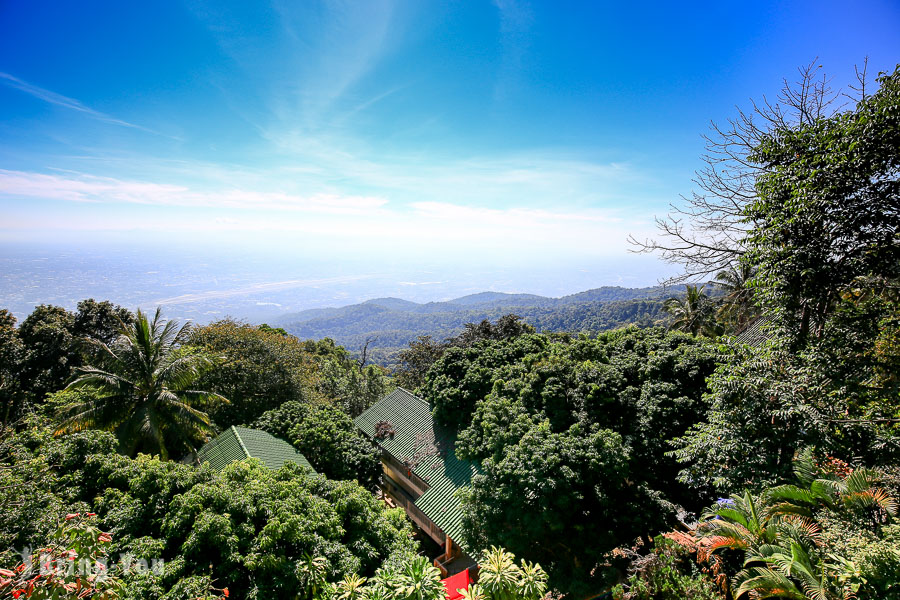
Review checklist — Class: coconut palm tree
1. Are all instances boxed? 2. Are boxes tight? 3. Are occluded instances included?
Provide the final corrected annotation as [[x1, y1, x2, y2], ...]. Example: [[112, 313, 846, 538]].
[[664, 285, 720, 337], [55, 307, 226, 459], [714, 262, 759, 331]]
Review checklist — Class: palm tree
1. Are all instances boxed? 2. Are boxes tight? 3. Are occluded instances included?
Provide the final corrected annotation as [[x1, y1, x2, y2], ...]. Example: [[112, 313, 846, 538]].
[[698, 452, 897, 600], [664, 285, 719, 337], [735, 539, 853, 600], [714, 262, 759, 331], [766, 450, 897, 522], [55, 307, 226, 459]]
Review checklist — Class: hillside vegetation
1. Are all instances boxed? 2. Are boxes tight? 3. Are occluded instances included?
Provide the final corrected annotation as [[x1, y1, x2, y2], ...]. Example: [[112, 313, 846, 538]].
[[0, 64, 898, 600], [275, 286, 681, 365]]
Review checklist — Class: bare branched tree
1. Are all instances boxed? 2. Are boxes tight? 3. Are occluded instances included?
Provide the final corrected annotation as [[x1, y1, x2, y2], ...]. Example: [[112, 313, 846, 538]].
[[629, 59, 851, 284], [357, 335, 377, 368]]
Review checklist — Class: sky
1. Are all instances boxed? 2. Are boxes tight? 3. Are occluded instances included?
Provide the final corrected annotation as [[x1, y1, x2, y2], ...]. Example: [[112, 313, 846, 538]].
[[1, 0, 899, 289]]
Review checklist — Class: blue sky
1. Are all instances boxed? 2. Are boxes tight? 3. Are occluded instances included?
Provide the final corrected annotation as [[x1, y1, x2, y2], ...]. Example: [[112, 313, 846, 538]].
[[1, 0, 898, 274]]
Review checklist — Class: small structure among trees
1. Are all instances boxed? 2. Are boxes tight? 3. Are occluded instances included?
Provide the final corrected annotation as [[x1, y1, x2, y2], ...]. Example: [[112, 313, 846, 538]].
[[355, 388, 481, 577], [190, 425, 316, 472]]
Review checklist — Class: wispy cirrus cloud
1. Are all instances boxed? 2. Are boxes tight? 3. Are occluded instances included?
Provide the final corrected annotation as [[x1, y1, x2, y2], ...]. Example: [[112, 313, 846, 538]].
[[0, 167, 651, 260], [0, 169, 387, 215], [0, 72, 167, 136]]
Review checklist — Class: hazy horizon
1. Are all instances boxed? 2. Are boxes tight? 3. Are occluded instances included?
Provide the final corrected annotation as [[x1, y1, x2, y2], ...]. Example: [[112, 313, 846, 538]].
[[0, 240, 682, 323]]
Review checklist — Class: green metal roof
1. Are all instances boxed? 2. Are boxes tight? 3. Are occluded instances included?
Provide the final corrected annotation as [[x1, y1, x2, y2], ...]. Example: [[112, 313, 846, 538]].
[[196, 426, 315, 473], [355, 388, 481, 548], [734, 316, 775, 347]]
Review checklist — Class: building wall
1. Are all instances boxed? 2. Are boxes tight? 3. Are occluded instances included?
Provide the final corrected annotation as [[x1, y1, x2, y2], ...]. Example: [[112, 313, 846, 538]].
[[381, 450, 429, 496], [382, 472, 447, 545]]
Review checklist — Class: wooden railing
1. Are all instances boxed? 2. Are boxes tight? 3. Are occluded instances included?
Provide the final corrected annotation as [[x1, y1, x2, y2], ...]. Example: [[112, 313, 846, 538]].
[[382, 451, 429, 496], [381, 475, 446, 545]]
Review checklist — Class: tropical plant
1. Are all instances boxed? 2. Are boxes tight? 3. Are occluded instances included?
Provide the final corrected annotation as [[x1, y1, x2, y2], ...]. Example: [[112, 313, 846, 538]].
[[477, 547, 548, 600], [393, 556, 444, 600], [687, 452, 900, 600], [0, 513, 123, 600], [336, 574, 368, 600], [766, 450, 898, 522], [664, 285, 719, 337], [512, 560, 547, 600], [55, 307, 226, 459], [478, 547, 520, 600], [457, 583, 486, 600], [714, 262, 758, 331], [734, 539, 853, 600], [297, 555, 330, 600]]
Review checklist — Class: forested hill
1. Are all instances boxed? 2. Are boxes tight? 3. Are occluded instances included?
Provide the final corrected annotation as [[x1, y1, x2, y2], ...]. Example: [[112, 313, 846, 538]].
[[274, 285, 683, 365]]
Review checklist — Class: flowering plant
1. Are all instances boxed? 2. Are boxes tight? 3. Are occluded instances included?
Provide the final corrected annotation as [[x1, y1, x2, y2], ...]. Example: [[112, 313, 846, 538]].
[[0, 513, 121, 600]]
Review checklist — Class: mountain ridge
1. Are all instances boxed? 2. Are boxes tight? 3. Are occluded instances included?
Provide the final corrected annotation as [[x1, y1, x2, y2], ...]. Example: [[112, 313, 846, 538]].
[[274, 285, 686, 366]]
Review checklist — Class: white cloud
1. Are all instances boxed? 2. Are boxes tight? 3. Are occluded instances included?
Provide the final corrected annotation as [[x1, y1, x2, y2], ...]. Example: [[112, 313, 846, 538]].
[[0, 169, 388, 215], [0, 166, 656, 260], [0, 72, 166, 136]]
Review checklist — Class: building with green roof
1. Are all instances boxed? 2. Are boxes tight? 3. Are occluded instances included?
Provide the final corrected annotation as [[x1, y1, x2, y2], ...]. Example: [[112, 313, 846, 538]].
[[193, 426, 316, 473], [355, 388, 480, 576]]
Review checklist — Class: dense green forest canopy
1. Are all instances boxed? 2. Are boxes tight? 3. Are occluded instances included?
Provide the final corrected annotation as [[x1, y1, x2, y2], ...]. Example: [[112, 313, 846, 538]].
[[1, 63, 899, 600], [274, 287, 680, 367]]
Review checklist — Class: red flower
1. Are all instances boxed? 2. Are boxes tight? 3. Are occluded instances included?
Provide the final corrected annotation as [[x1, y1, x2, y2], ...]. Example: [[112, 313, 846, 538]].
[[223, 588, 229, 597], [65, 513, 80, 521], [12, 589, 25, 599], [98, 534, 112, 543], [86, 513, 96, 517]]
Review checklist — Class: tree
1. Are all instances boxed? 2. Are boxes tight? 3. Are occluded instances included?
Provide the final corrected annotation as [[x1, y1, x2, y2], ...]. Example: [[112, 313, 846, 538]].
[[395, 316, 535, 393], [190, 319, 319, 426], [629, 61, 847, 283], [746, 66, 900, 346], [460, 422, 671, 595], [1, 416, 417, 599], [713, 262, 758, 331], [18, 304, 78, 404], [253, 401, 381, 490], [15, 301, 133, 413], [301, 337, 390, 418], [72, 299, 133, 346], [0, 310, 23, 423], [663, 286, 719, 337], [395, 336, 448, 391], [56, 307, 226, 458], [669, 346, 814, 494]]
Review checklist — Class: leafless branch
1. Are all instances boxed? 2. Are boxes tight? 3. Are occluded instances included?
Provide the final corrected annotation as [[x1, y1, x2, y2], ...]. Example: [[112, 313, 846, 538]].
[[630, 59, 846, 284]]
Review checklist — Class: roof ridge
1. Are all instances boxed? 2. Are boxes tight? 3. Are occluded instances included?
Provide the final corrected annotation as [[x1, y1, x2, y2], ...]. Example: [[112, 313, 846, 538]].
[[230, 425, 251, 459], [395, 387, 429, 405]]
